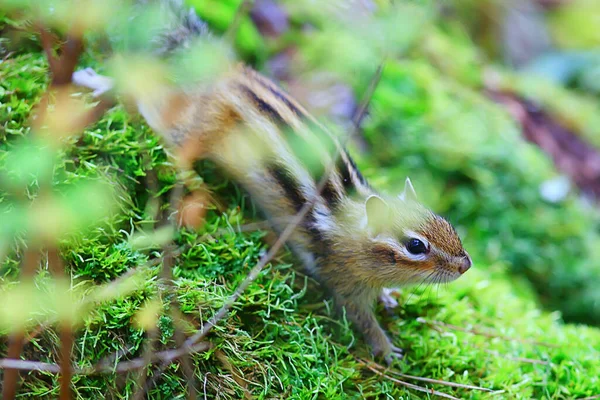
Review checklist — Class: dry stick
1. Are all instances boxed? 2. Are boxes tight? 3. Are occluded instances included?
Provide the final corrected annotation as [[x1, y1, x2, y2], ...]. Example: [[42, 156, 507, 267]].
[[214, 350, 253, 400], [2, 250, 41, 400], [352, 63, 384, 129], [38, 27, 59, 74], [36, 24, 87, 400], [224, 0, 255, 43], [134, 184, 198, 399], [0, 342, 212, 375], [362, 362, 460, 400], [2, 27, 70, 399], [47, 249, 73, 400], [132, 327, 160, 400], [105, 342, 207, 374], [349, 63, 384, 153], [356, 358, 492, 392], [418, 318, 560, 348], [162, 185, 197, 400], [181, 61, 386, 353], [131, 184, 180, 400], [482, 349, 549, 366]]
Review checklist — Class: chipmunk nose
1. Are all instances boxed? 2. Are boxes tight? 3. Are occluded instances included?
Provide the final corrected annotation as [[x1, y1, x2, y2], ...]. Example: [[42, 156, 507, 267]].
[[458, 256, 472, 275]]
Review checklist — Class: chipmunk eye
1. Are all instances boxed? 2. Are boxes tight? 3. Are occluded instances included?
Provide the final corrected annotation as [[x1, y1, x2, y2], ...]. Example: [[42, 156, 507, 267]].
[[406, 238, 428, 255]]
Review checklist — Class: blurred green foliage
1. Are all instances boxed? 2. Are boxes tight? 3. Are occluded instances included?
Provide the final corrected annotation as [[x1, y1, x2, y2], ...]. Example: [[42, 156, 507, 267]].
[[1, 0, 600, 398]]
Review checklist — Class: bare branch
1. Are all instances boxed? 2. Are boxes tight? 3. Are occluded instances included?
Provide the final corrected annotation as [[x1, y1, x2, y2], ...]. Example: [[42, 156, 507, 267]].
[[349, 61, 385, 152], [418, 318, 560, 348], [482, 349, 550, 365], [363, 362, 460, 400], [351, 62, 384, 134], [225, 0, 255, 44], [2, 250, 41, 400], [47, 248, 73, 400], [357, 358, 493, 392], [38, 26, 59, 73], [0, 342, 212, 375]]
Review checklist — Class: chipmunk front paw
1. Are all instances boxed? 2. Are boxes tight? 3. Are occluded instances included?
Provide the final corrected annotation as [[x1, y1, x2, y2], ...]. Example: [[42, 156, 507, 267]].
[[379, 287, 401, 310], [72, 68, 114, 97], [383, 344, 404, 365], [371, 339, 404, 365]]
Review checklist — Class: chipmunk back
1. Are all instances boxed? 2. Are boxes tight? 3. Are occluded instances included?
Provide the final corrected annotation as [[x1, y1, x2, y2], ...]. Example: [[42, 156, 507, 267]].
[[73, 2, 471, 363]]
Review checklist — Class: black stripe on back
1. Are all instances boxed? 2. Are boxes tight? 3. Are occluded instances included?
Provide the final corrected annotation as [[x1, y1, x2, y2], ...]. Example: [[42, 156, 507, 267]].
[[346, 153, 368, 187], [269, 88, 302, 117], [321, 178, 342, 210], [337, 152, 356, 195], [266, 162, 306, 212], [254, 77, 304, 118], [239, 84, 286, 126], [265, 162, 334, 256]]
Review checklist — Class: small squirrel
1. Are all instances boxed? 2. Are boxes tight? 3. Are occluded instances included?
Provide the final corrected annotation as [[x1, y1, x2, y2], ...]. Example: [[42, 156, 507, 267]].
[[72, 1, 471, 363]]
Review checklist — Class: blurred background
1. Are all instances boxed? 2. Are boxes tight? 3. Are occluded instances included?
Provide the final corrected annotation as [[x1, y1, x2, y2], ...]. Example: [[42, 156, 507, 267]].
[[1, 0, 600, 398]]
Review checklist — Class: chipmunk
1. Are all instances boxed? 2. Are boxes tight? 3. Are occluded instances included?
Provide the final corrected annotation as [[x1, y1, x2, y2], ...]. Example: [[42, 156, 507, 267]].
[[72, 1, 471, 363]]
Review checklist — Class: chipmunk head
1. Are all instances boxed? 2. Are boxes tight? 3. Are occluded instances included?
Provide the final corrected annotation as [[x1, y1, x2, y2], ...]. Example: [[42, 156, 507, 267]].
[[363, 178, 471, 286]]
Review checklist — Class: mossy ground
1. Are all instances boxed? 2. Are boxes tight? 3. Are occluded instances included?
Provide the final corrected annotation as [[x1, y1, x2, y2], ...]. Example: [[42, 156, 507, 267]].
[[1, 49, 600, 399], [3, 0, 600, 396]]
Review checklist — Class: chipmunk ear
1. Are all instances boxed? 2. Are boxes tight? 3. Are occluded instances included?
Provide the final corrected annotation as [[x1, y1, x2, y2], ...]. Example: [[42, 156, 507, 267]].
[[365, 194, 391, 233], [398, 177, 418, 202]]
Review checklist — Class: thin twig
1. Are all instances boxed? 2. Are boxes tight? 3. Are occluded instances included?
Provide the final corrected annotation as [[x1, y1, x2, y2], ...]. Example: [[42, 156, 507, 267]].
[[349, 62, 385, 152], [351, 62, 385, 132], [215, 350, 253, 400], [38, 26, 59, 72], [133, 179, 185, 398], [2, 250, 41, 400], [224, 0, 255, 44], [160, 185, 198, 399], [357, 358, 492, 392], [363, 362, 460, 400], [0, 342, 212, 375], [105, 341, 209, 374], [482, 349, 549, 365], [48, 248, 73, 400], [418, 318, 560, 348], [132, 327, 160, 400]]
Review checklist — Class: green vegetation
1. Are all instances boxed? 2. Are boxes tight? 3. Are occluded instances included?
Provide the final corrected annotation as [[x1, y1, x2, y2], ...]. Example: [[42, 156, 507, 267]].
[[2, 0, 600, 398]]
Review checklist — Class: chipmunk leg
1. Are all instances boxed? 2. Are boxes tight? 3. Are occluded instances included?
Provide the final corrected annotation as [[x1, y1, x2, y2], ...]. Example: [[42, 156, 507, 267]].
[[334, 292, 403, 364]]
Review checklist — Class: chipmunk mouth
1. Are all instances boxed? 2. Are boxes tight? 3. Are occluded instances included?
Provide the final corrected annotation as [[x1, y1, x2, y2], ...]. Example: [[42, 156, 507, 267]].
[[427, 269, 461, 285]]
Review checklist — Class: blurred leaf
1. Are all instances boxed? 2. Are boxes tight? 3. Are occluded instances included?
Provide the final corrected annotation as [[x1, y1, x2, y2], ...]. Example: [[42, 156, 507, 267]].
[[89, 269, 149, 304], [548, 0, 600, 49], [0, 278, 81, 330], [1, 0, 122, 33], [129, 225, 175, 250], [169, 36, 235, 84], [1, 138, 56, 190], [178, 191, 208, 229], [108, 54, 170, 101], [23, 179, 118, 244], [133, 298, 162, 331], [187, 0, 265, 58]]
